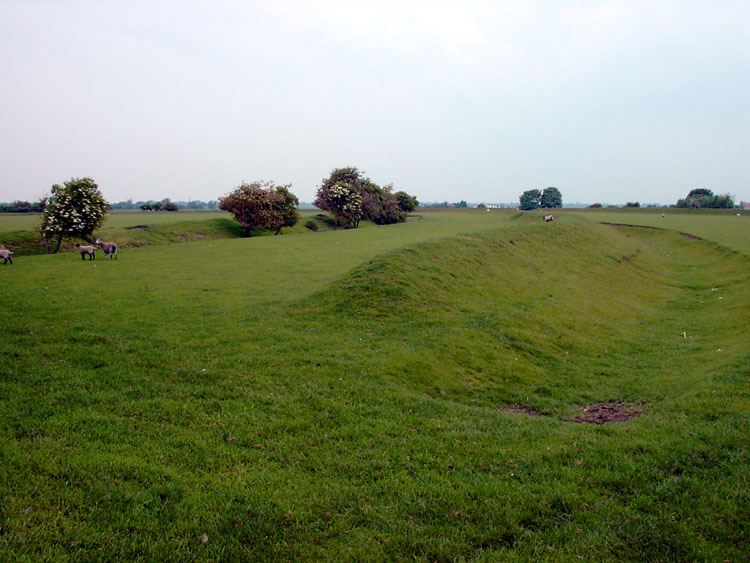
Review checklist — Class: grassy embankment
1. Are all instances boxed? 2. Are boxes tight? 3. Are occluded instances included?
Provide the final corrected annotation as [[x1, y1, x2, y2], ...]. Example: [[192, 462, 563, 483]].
[[1, 211, 748, 560], [566, 207, 750, 254]]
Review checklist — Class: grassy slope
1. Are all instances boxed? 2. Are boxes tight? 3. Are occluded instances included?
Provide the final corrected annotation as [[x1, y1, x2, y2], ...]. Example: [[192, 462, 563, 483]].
[[1, 213, 747, 560], [565, 208, 750, 255]]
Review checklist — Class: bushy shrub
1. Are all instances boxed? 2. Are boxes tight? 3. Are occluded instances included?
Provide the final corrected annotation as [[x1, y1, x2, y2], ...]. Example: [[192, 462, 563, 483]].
[[219, 181, 300, 236], [314, 167, 415, 229], [305, 219, 318, 231]]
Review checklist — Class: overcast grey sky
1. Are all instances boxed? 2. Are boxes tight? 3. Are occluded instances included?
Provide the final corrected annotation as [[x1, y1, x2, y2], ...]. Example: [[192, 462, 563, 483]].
[[2, 0, 748, 205]]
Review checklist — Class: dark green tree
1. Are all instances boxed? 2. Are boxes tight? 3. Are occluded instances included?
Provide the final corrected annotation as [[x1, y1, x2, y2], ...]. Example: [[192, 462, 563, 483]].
[[676, 188, 734, 209], [540, 187, 563, 208], [274, 185, 300, 234], [394, 191, 418, 212], [519, 189, 541, 210]]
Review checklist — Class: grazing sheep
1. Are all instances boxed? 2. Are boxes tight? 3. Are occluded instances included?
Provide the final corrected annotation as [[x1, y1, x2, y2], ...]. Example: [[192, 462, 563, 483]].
[[75, 243, 96, 260], [543, 215, 554, 222], [95, 238, 118, 260], [661, 213, 665, 217], [0, 249, 13, 264]]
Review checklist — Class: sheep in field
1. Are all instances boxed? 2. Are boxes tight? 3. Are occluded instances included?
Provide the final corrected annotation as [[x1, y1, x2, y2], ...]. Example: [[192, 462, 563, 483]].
[[543, 215, 554, 222], [95, 238, 117, 260], [0, 249, 13, 264], [76, 243, 96, 260]]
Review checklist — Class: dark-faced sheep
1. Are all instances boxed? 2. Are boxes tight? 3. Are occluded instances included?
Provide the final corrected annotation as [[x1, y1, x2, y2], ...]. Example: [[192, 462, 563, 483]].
[[76, 243, 96, 260], [543, 215, 554, 222], [95, 238, 117, 260], [0, 249, 12, 264]]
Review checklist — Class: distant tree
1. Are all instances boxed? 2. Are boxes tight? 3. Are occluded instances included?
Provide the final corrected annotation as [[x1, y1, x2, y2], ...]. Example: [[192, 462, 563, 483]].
[[315, 167, 413, 228], [540, 187, 563, 208], [110, 199, 136, 210], [140, 203, 153, 211], [162, 199, 179, 212], [219, 181, 299, 236], [676, 188, 734, 209], [625, 201, 640, 207], [394, 191, 418, 212], [40, 177, 109, 253], [207, 200, 219, 209], [588, 203, 602, 208], [457, 200, 468, 208], [519, 189, 541, 210], [477, 203, 487, 209]]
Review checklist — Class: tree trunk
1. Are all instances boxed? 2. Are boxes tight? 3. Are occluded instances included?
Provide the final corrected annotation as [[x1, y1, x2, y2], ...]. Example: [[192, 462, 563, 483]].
[[53, 234, 63, 254]]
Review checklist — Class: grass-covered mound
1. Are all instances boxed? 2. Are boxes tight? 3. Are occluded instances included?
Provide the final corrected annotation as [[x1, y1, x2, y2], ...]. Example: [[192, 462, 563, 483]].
[[1, 217, 747, 560]]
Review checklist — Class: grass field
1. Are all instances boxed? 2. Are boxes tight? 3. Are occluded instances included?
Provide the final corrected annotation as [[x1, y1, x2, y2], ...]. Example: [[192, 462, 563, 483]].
[[566, 207, 750, 255], [1, 210, 748, 560]]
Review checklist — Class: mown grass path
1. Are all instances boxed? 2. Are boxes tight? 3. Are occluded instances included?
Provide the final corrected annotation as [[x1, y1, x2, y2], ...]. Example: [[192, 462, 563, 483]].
[[1, 212, 747, 560]]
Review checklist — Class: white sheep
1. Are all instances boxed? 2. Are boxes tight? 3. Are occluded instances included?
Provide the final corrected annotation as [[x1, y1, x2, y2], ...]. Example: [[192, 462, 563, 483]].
[[0, 249, 13, 264], [95, 238, 118, 260], [543, 215, 554, 222], [75, 243, 96, 260]]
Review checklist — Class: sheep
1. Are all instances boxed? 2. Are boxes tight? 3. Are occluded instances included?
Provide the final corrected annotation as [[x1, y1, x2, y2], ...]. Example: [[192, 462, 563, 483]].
[[543, 215, 554, 222], [95, 238, 118, 260], [0, 249, 13, 264], [75, 243, 96, 260]]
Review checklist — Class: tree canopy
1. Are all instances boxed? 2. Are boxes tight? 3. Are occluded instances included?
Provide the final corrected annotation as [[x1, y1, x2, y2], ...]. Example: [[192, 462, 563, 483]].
[[219, 181, 299, 236], [520, 187, 563, 210], [676, 188, 734, 209], [519, 189, 542, 210], [314, 167, 415, 228], [40, 177, 109, 253], [540, 187, 562, 208], [394, 191, 419, 212]]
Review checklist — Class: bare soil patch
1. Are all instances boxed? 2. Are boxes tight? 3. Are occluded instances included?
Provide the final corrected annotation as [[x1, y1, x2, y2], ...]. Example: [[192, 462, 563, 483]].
[[601, 222, 663, 230], [179, 232, 206, 241], [680, 232, 703, 240], [573, 401, 644, 424], [128, 225, 150, 231]]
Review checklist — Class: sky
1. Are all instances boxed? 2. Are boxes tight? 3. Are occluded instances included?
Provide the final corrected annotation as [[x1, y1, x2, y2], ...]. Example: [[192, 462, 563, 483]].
[[1, 0, 749, 206]]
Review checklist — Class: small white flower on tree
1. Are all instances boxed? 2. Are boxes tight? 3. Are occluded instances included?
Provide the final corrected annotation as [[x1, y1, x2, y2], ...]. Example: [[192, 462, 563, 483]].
[[326, 182, 363, 229], [40, 177, 109, 253]]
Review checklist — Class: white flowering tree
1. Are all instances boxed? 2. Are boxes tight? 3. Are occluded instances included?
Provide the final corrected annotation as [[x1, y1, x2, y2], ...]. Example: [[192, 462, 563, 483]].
[[328, 182, 363, 228], [40, 177, 109, 253], [315, 181, 363, 228]]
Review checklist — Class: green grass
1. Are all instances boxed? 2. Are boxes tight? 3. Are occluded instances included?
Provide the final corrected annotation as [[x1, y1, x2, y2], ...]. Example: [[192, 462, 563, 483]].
[[566, 207, 750, 255], [1, 211, 748, 560]]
